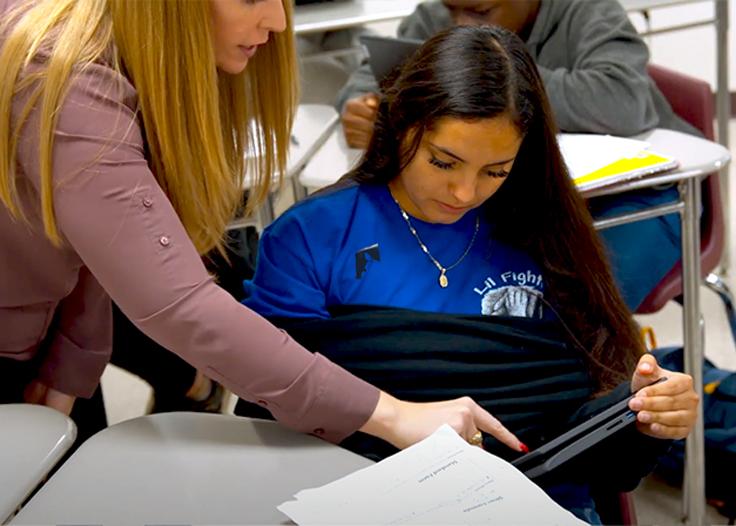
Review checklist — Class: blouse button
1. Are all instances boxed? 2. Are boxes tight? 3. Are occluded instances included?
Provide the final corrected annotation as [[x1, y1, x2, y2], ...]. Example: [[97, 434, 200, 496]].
[[142, 197, 153, 208], [312, 428, 325, 436], [159, 236, 170, 247], [257, 399, 268, 407]]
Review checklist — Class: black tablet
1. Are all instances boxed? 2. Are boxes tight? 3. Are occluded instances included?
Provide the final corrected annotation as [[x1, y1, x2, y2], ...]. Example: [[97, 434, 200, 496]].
[[512, 377, 666, 479], [359, 35, 422, 83]]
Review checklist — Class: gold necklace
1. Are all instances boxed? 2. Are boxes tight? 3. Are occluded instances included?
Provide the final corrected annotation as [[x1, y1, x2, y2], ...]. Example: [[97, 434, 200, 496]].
[[392, 196, 480, 288]]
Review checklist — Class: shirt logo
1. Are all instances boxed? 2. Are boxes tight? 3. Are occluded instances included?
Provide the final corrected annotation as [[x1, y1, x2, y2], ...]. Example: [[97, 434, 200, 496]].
[[481, 286, 544, 318], [474, 272, 545, 318], [355, 243, 381, 279]]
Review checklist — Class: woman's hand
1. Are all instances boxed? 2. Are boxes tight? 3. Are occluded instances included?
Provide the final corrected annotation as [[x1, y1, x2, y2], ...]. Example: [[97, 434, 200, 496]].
[[23, 380, 76, 416], [360, 391, 525, 452], [628, 354, 699, 439]]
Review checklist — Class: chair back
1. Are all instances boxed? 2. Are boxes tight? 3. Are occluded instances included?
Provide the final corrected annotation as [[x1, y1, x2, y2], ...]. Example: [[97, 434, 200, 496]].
[[636, 65, 723, 313]]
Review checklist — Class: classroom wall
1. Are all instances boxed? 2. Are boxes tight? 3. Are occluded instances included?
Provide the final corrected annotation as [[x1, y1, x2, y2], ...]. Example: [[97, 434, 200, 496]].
[[629, 0, 735, 92]]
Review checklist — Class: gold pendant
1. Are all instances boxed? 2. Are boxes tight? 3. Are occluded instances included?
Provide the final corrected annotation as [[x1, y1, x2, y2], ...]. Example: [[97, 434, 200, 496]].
[[439, 271, 448, 288]]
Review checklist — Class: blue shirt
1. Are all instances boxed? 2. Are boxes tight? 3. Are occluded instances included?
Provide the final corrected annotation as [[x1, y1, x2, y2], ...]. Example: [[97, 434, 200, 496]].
[[244, 184, 546, 319], [242, 184, 597, 523]]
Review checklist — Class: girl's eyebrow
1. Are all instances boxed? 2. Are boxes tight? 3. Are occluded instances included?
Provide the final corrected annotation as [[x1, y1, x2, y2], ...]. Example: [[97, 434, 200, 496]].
[[427, 141, 516, 167]]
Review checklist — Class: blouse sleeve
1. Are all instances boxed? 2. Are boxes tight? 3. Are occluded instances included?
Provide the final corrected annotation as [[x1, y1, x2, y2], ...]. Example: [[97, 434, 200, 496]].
[[35, 267, 113, 397], [15, 63, 379, 443]]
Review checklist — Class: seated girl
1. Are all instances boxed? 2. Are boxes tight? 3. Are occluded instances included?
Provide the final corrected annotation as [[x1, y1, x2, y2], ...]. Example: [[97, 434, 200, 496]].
[[238, 25, 698, 524]]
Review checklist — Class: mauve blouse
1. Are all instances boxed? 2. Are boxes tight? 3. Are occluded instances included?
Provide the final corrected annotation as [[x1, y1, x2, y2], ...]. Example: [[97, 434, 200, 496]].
[[0, 0, 378, 443]]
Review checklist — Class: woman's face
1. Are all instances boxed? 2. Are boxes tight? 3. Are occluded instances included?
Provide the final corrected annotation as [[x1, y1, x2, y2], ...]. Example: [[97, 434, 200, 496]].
[[389, 115, 522, 224], [210, 0, 286, 74]]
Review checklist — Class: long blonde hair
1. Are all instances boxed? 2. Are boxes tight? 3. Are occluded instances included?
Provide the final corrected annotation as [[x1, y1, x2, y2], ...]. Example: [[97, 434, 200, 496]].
[[0, 0, 297, 254]]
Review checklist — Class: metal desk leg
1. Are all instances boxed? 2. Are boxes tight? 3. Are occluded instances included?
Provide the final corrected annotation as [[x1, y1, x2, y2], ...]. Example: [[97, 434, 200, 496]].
[[716, 0, 730, 273], [255, 194, 276, 230], [680, 178, 706, 525]]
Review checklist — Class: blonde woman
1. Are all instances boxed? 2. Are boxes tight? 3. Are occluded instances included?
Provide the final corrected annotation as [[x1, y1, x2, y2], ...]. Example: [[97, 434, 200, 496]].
[[0, 0, 524, 452]]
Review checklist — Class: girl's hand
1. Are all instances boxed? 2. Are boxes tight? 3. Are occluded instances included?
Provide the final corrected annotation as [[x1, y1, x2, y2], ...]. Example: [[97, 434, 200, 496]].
[[629, 354, 699, 439]]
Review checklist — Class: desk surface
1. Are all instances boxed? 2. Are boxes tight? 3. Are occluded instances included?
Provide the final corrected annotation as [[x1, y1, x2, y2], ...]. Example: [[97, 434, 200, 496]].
[[585, 128, 731, 198], [11, 413, 373, 526], [294, 0, 422, 34], [244, 103, 338, 187], [0, 404, 76, 523], [286, 104, 340, 179], [298, 126, 362, 190], [619, 0, 706, 12], [300, 127, 731, 196]]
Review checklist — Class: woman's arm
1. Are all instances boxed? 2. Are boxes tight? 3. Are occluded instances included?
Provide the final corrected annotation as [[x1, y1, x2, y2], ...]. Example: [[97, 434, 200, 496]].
[[15, 62, 521, 450], [14, 63, 376, 441]]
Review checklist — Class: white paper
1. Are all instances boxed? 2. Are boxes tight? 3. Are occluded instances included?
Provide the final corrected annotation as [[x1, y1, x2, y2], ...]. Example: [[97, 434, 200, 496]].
[[557, 133, 650, 180], [277, 425, 586, 525]]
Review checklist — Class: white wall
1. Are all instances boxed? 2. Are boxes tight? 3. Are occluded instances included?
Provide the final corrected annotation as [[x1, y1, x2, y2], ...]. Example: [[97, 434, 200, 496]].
[[628, 0, 734, 91]]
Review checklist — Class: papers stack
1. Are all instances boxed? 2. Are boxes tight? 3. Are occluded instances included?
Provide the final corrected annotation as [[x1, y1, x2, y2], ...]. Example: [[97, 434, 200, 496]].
[[278, 425, 585, 525], [558, 133, 678, 192]]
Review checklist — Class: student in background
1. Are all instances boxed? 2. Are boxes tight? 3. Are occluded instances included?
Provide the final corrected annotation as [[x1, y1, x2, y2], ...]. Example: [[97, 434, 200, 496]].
[[0, 0, 520, 451], [240, 26, 698, 524], [337, 0, 699, 311]]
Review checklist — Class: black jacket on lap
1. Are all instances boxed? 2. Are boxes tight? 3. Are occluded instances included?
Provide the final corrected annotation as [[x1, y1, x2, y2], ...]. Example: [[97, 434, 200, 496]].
[[236, 306, 668, 492]]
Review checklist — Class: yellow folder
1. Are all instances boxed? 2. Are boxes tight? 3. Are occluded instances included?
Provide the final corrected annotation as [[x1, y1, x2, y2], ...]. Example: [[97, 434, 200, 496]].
[[572, 150, 679, 191]]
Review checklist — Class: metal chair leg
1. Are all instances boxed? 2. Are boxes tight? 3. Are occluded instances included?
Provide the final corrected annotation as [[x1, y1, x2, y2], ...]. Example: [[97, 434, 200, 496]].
[[704, 272, 736, 345], [291, 175, 309, 202]]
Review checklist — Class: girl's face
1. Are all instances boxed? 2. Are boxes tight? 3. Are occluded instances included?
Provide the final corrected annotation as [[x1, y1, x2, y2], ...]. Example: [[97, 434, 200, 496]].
[[210, 0, 286, 74], [389, 115, 522, 224]]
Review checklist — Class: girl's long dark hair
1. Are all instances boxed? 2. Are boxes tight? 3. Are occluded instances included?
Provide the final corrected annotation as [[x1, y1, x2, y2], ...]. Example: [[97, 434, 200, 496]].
[[347, 25, 644, 392]]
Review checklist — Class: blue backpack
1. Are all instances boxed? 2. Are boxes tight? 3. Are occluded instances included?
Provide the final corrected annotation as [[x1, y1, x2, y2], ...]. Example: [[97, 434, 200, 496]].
[[652, 347, 736, 522]]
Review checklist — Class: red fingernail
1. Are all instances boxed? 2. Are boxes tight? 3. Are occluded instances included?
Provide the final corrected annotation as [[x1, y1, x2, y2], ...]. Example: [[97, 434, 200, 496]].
[[520, 442, 529, 453]]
